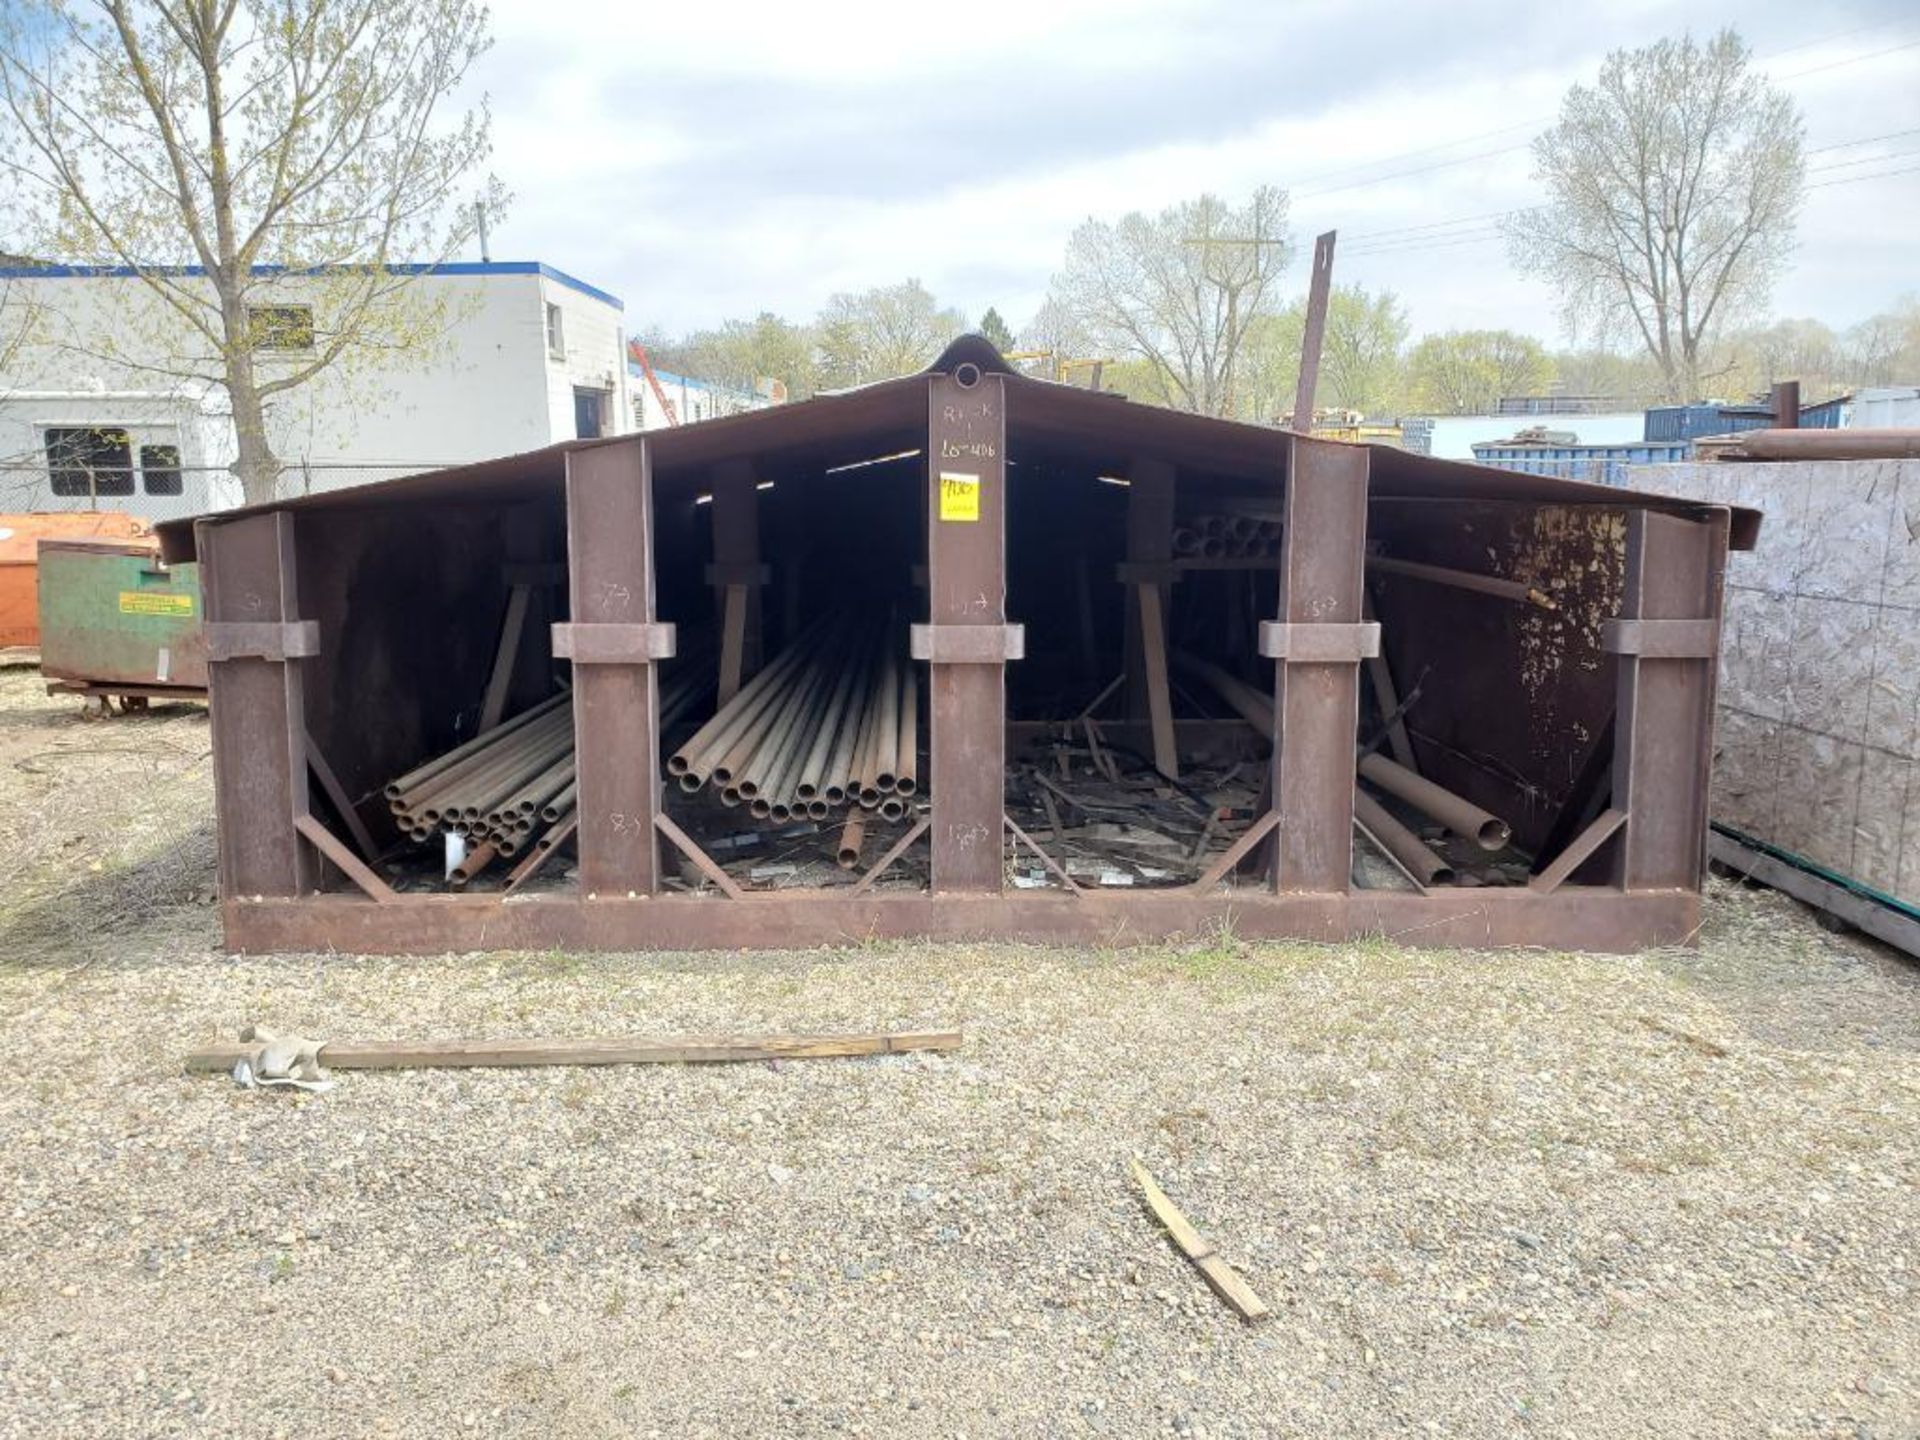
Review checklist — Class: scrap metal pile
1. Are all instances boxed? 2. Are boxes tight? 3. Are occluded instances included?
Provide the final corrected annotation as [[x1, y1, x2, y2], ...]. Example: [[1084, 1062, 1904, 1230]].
[[668, 612, 919, 871], [1171, 649, 1519, 889]]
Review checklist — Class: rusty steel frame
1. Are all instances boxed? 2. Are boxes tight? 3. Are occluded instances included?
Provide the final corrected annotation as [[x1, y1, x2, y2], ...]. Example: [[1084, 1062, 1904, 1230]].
[[219, 888, 1701, 955], [192, 358, 1736, 956]]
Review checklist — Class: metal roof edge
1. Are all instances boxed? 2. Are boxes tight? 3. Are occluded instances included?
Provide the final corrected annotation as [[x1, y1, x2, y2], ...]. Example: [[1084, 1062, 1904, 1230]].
[[0, 260, 623, 310]]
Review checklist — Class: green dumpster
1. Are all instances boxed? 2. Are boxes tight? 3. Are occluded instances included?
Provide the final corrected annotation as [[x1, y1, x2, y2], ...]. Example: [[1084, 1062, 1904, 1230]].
[[37, 539, 208, 695]]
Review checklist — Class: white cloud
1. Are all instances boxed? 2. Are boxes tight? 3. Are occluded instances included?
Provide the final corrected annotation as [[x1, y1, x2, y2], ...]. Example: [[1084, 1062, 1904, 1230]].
[[470, 0, 1920, 344]]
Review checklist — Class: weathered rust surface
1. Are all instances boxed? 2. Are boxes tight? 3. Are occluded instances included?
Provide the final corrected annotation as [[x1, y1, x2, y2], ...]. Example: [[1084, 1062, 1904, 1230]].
[[221, 887, 1701, 956], [1366, 500, 1627, 853], [200, 512, 312, 898], [565, 441, 662, 896], [925, 370, 1007, 893], [1613, 509, 1722, 891], [1269, 437, 1367, 892], [179, 340, 1748, 955]]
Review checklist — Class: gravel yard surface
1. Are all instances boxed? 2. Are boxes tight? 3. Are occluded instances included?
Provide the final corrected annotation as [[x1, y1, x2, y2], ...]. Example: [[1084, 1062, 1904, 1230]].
[[0, 671, 1915, 1439]]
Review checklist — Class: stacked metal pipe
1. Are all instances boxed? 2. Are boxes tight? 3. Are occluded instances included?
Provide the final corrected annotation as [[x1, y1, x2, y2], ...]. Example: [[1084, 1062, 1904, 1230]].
[[1171, 513, 1282, 560], [667, 613, 921, 866], [383, 664, 708, 889]]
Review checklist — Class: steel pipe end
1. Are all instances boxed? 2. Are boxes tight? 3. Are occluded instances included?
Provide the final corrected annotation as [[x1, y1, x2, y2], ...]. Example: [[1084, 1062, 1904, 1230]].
[[1476, 821, 1513, 852], [749, 798, 773, 820], [894, 777, 917, 797]]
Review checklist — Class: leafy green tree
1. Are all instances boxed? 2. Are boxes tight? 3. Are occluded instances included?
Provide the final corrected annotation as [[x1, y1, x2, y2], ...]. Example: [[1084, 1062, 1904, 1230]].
[[814, 279, 966, 388], [1545, 347, 1669, 407], [0, 0, 502, 502], [1407, 330, 1555, 414], [978, 307, 1015, 353], [668, 312, 820, 400], [1317, 286, 1409, 414]]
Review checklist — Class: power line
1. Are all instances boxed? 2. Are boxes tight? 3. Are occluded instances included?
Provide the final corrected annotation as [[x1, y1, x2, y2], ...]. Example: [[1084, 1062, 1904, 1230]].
[[1809, 145, 1920, 175], [1754, 15, 1917, 61], [1287, 29, 1920, 213], [1773, 35, 1920, 79], [1808, 125, 1920, 154], [1341, 123, 1920, 249], [1808, 160, 1920, 191], [1343, 207, 1532, 244]]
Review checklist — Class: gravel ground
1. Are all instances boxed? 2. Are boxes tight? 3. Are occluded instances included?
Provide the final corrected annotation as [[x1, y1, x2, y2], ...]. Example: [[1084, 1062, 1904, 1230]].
[[0, 670, 1915, 1439]]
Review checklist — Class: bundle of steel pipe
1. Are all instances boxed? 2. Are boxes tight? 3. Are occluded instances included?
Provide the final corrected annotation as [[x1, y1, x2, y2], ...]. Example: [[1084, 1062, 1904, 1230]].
[[1171, 514, 1282, 560], [380, 662, 709, 889], [670, 612, 923, 828]]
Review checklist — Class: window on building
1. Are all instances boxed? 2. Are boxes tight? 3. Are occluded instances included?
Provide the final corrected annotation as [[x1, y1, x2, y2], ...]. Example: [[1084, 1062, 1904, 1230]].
[[573, 387, 604, 439], [247, 304, 314, 351], [139, 443, 183, 495], [44, 427, 135, 497], [546, 302, 566, 359]]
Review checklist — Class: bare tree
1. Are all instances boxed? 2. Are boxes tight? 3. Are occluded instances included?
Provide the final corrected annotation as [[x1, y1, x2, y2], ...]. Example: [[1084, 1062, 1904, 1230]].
[[1506, 30, 1803, 403], [0, 0, 502, 502], [1046, 188, 1292, 417]]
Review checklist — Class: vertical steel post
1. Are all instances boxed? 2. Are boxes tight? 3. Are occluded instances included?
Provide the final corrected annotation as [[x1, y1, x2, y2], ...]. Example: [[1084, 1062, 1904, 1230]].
[[925, 368, 1008, 893], [1268, 437, 1368, 892], [1290, 231, 1337, 429], [200, 511, 313, 898], [566, 440, 662, 896], [1771, 380, 1800, 430], [1612, 510, 1725, 891]]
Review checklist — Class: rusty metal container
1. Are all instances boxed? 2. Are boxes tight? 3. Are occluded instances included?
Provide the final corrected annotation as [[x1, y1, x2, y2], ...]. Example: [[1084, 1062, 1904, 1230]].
[[157, 338, 1758, 957], [37, 539, 207, 693]]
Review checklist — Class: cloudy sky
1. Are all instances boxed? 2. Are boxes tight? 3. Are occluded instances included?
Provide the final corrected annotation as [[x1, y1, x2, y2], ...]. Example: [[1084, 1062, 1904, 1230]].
[[472, 0, 1920, 344]]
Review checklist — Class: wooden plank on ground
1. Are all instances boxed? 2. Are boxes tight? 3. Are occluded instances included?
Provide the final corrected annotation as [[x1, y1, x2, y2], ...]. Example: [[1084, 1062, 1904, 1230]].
[[1129, 1158, 1271, 1323], [186, 1029, 962, 1073]]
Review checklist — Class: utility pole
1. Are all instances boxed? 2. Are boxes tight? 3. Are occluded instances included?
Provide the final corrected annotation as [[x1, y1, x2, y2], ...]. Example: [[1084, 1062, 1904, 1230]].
[[1182, 206, 1288, 417], [475, 200, 491, 263]]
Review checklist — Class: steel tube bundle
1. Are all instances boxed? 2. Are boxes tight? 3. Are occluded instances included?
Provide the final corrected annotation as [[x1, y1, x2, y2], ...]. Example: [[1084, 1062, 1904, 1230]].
[[672, 611, 924, 840], [383, 655, 698, 892]]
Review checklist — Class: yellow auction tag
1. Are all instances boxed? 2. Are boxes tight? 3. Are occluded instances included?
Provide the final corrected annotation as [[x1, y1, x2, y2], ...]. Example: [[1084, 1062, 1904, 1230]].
[[938, 471, 980, 522], [118, 591, 195, 617]]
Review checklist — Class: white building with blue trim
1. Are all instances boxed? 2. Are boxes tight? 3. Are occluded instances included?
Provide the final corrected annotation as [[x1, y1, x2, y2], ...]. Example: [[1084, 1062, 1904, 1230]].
[[0, 260, 631, 517]]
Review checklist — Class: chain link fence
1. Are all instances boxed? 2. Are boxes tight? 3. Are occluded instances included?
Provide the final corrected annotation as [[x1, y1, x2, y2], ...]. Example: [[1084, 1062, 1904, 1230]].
[[0, 460, 440, 524]]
